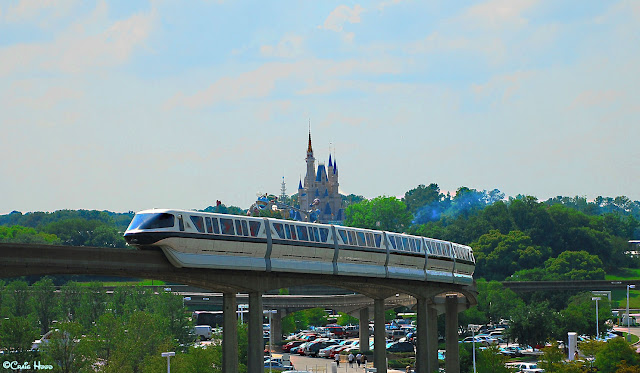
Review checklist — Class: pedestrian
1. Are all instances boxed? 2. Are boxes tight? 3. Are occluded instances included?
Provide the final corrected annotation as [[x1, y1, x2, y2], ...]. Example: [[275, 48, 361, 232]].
[[356, 353, 362, 368], [362, 354, 367, 367], [335, 353, 340, 367], [406, 365, 412, 373], [348, 352, 355, 367]]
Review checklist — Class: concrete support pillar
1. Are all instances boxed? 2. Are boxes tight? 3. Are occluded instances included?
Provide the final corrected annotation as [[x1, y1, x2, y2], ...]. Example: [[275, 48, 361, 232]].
[[445, 294, 459, 373], [223, 292, 238, 373], [359, 307, 370, 352], [416, 297, 428, 373], [427, 304, 438, 373], [373, 298, 387, 373], [247, 291, 264, 373], [271, 309, 284, 347]]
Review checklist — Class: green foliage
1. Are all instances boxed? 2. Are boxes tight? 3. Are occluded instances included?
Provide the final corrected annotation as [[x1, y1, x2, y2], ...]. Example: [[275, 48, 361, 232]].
[[507, 300, 558, 349], [337, 312, 359, 326], [40, 321, 92, 373], [403, 183, 442, 214], [557, 292, 611, 338], [463, 279, 524, 324], [345, 196, 412, 232], [201, 204, 246, 215], [76, 282, 106, 329], [5, 280, 32, 317], [476, 345, 512, 373], [31, 277, 58, 334], [595, 338, 640, 373], [537, 342, 566, 373], [0, 225, 60, 244], [42, 218, 126, 248], [281, 308, 330, 334], [0, 316, 39, 362], [472, 230, 551, 281]]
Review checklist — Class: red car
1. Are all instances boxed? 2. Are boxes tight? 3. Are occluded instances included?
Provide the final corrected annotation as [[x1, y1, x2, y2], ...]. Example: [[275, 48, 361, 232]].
[[282, 340, 304, 352]]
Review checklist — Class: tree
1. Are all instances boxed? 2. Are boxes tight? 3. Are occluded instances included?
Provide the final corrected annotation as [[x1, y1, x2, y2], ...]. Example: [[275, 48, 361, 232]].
[[106, 311, 174, 373], [403, 183, 442, 215], [537, 342, 566, 373], [40, 321, 92, 373], [544, 251, 605, 281], [595, 338, 640, 373], [345, 196, 412, 232], [58, 281, 82, 322], [476, 345, 512, 373], [0, 316, 38, 363], [92, 313, 123, 367], [558, 293, 611, 338], [507, 301, 558, 349], [0, 225, 60, 244], [471, 230, 551, 280], [5, 280, 31, 317], [149, 290, 193, 347], [31, 277, 58, 334], [76, 282, 106, 329]]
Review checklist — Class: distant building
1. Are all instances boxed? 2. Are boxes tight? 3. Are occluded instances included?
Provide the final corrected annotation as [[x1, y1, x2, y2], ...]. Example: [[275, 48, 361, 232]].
[[297, 131, 344, 223]]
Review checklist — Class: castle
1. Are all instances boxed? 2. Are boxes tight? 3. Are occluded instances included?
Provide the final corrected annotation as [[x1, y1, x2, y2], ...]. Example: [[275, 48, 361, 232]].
[[296, 132, 344, 223]]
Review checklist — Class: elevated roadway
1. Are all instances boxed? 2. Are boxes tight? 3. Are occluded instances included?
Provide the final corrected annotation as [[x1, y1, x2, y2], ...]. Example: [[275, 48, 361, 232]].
[[502, 280, 640, 292], [0, 242, 476, 373]]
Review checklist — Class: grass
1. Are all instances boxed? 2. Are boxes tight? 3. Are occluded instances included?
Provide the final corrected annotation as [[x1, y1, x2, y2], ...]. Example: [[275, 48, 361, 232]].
[[604, 268, 640, 309]]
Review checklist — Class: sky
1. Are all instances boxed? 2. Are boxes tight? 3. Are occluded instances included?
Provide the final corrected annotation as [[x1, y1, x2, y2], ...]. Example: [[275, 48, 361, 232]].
[[1, 0, 639, 215]]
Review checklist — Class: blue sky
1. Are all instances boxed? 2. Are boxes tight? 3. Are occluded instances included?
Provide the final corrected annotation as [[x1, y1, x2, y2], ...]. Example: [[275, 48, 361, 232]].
[[1, 0, 638, 214]]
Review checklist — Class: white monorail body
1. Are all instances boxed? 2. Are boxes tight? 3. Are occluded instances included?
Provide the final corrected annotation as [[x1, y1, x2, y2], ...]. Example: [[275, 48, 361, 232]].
[[123, 209, 475, 285]]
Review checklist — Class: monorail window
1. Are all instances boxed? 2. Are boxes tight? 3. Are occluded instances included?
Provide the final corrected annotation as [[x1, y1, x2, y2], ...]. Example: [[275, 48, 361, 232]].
[[212, 218, 220, 234], [273, 223, 285, 239], [338, 230, 348, 244], [249, 221, 261, 237], [190, 216, 205, 233], [306, 227, 315, 242], [389, 236, 397, 250], [235, 220, 243, 236], [220, 218, 235, 235], [205, 217, 213, 233], [128, 213, 175, 230], [374, 234, 382, 247], [313, 227, 320, 242], [284, 224, 292, 239], [357, 232, 365, 246], [348, 231, 356, 246], [297, 225, 309, 241], [395, 236, 403, 251], [415, 239, 422, 252], [288, 225, 297, 240], [319, 228, 329, 242], [402, 237, 409, 251], [365, 233, 372, 247], [241, 221, 249, 236]]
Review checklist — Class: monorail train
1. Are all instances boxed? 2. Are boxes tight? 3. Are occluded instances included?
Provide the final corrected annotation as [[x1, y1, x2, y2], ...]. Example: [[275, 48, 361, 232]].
[[123, 209, 475, 285]]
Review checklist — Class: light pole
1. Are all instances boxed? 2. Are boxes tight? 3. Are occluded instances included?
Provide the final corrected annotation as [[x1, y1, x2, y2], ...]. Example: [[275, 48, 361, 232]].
[[470, 325, 480, 373], [239, 304, 248, 324], [592, 297, 601, 339], [628, 285, 635, 342], [161, 352, 175, 373]]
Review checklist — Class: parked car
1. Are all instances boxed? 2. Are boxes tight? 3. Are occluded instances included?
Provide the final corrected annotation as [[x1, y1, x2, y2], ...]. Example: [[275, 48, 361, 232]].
[[318, 344, 341, 358], [386, 341, 414, 353], [193, 325, 212, 341], [282, 340, 304, 352], [264, 360, 294, 370], [499, 346, 524, 357]]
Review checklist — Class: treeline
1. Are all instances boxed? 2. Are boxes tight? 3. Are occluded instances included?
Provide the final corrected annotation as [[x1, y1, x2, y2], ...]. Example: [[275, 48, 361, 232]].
[[344, 183, 640, 281], [0, 278, 237, 372]]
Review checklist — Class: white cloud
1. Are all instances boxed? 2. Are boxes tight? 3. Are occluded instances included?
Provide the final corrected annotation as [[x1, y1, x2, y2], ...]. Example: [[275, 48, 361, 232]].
[[167, 57, 403, 109], [0, 3, 155, 77], [260, 34, 304, 58], [457, 0, 538, 31], [319, 4, 364, 32], [3, 0, 78, 23]]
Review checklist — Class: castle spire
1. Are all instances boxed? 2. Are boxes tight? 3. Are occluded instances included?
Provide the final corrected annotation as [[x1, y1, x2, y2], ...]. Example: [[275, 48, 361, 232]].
[[307, 129, 313, 154]]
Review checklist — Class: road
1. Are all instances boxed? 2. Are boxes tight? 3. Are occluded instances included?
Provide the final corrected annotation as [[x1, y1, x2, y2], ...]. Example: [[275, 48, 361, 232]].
[[285, 353, 408, 373]]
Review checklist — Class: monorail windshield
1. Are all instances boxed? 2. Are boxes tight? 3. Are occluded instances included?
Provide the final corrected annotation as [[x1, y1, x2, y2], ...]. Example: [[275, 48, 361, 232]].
[[127, 213, 175, 230]]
